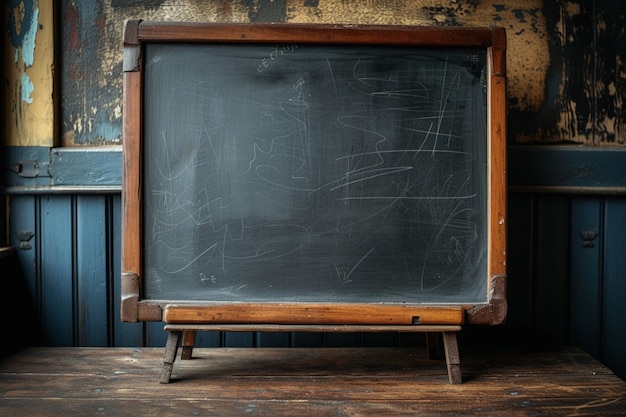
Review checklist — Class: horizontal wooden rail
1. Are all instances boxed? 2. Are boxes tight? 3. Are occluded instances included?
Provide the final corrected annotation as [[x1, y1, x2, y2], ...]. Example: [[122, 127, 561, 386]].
[[164, 303, 465, 325]]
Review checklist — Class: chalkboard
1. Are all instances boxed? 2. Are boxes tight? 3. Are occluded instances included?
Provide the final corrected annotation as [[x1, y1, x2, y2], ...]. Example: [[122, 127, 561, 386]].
[[143, 42, 487, 303], [121, 23, 507, 325]]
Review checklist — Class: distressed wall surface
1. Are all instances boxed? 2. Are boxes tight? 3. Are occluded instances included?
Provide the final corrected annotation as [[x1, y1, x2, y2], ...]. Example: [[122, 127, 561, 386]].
[[2, 1, 625, 146], [55, 0, 625, 146], [2, 0, 55, 147]]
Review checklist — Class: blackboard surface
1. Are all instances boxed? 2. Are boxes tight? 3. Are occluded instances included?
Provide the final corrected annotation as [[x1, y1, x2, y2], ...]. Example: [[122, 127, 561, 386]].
[[142, 42, 488, 304]]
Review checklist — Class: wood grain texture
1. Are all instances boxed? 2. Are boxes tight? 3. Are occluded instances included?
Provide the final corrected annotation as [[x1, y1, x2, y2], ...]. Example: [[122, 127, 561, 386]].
[[488, 35, 508, 320], [137, 21, 497, 46], [164, 304, 465, 325], [121, 70, 142, 322], [123, 22, 506, 325], [0, 347, 624, 416]]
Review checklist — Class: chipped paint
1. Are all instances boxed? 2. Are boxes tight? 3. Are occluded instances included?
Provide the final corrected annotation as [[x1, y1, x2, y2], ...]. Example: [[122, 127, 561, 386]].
[[566, 1, 580, 16], [3, 0, 55, 146], [51, 1, 626, 146], [22, 6, 39, 66], [61, 0, 250, 145], [20, 73, 34, 103], [538, 0, 626, 144], [286, 0, 549, 114]]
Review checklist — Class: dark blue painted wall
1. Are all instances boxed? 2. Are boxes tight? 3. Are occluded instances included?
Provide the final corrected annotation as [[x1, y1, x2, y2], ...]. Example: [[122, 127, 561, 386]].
[[3, 147, 626, 381], [2, 0, 625, 382]]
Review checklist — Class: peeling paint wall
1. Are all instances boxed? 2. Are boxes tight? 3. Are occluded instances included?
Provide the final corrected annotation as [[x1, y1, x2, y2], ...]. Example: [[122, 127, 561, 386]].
[[2, 0, 55, 146], [52, 1, 626, 145], [60, 0, 251, 146]]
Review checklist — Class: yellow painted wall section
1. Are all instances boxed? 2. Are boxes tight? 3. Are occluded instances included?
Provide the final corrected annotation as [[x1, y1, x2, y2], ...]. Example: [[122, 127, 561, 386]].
[[99, 1, 553, 144], [285, 0, 549, 118], [3, 0, 55, 147]]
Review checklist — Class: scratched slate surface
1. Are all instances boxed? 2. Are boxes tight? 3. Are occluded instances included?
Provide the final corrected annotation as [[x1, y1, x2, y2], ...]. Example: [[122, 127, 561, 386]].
[[141, 42, 489, 303]]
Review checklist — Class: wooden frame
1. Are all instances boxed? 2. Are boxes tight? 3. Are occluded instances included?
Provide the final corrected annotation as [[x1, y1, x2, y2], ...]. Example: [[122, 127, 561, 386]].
[[121, 21, 507, 328]]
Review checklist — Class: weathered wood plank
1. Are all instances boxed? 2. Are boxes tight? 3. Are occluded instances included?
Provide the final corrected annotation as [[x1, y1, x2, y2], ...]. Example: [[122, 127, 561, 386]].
[[50, 147, 122, 187], [163, 304, 465, 325], [137, 22, 497, 46], [532, 195, 570, 345], [569, 197, 602, 358], [602, 199, 626, 380], [39, 196, 74, 346], [164, 324, 462, 333], [0, 347, 624, 417], [76, 195, 109, 346]]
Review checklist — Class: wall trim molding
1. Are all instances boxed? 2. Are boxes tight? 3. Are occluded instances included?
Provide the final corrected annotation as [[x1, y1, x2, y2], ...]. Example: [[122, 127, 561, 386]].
[[508, 146, 626, 194], [1, 146, 122, 194], [2, 145, 626, 195]]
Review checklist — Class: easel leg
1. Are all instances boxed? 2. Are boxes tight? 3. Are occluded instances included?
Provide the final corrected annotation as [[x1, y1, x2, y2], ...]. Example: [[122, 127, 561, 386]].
[[442, 331, 462, 384], [159, 330, 182, 384], [181, 330, 196, 360]]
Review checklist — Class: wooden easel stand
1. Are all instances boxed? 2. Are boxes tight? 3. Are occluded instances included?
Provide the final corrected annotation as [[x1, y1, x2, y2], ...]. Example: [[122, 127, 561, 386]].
[[160, 324, 462, 384]]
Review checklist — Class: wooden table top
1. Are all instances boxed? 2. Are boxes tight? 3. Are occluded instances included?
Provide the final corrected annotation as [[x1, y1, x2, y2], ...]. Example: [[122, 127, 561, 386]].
[[0, 346, 624, 416]]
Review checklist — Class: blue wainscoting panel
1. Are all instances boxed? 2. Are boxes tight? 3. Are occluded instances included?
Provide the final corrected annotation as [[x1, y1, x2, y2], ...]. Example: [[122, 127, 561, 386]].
[[504, 194, 536, 343], [192, 329, 220, 348], [256, 332, 292, 348], [7, 195, 41, 345], [40, 196, 74, 346], [8, 196, 37, 303], [3, 146, 626, 381], [533, 195, 570, 345], [110, 194, 145, 347], [291, 331, 325, 348], [145, 321, 168, 347], [602, 198, 626, 381], [569, 197, 602, 358], [323, 332, 362, 348], [76, 195, 109, 346], [224, 331, 255, 348]]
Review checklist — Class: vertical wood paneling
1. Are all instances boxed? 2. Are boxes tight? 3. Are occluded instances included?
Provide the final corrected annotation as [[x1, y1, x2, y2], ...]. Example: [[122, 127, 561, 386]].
[[291, 332, 324, 348], [8, 196, 37, 306], [569, 198, 602, 358], [504, 194, 536, 343], [145, 321, 168, 347], [111, 194, 144, 347], [0, 247, 38, 355], [193, 331, 220, 348], [323, 333, 362, 348], [361, 333, 397, 348], [256, 332, 291, 348], [4, 190, 625, 378], [7, 195, 41, 346], [533, 195, 570, 345], [39, 196, 74, 346], [224, 332, 255, 348], [602, 199, 626, 380], [76, 195, 108, 346]]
